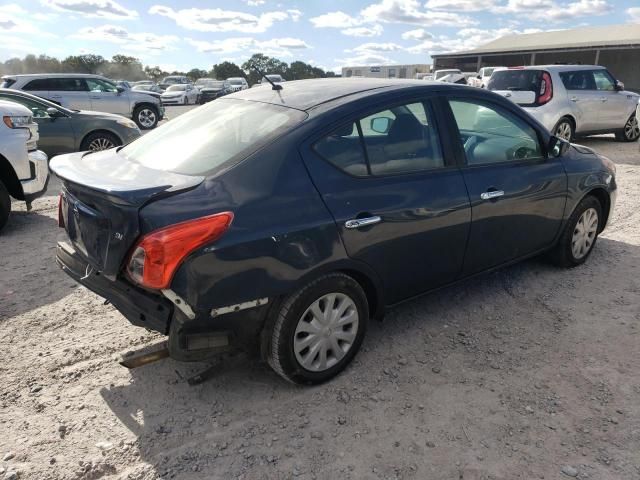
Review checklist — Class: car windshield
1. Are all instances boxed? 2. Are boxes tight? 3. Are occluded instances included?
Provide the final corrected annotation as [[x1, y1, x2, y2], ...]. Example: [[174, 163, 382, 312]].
[[488, 70, 542, 91], [435, 70, 460, 80], [166, 85, 186, 91], [195, 79, 214, 85], [162, 77, 183, 84], [483, 67, 497, 76], [228, 78, 244, 85], [265, 75, 283, 82], [132, 85, 151, 91], [203, 81, 225, 88], [120, 99, 308, 176]]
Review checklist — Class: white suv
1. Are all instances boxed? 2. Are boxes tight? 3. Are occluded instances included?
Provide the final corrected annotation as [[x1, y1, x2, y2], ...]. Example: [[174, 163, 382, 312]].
[[0, 100, 48, 231], [488, 65, 640, 142], [1, 74, 165, 130]]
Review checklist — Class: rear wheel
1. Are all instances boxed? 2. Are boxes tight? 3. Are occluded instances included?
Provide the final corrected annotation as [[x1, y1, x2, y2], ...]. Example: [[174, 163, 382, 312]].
[[550, 196, 602, 267], [615, 114, 639, 142], [80, 131, 121, 152], [553, 117, 574, 142], [0, 179, 10, 232], [265, 273, 368, 384]]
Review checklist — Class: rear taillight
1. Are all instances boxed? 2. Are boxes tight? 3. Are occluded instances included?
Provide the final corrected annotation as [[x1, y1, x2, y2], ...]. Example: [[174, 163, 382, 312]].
[[127, 212, 234, 290], [537, 72, 553, 105], [58, 193, 65, 228]]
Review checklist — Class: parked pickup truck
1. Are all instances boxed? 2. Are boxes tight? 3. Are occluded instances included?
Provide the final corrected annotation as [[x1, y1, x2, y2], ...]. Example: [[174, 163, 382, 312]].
[[0, 100, 48, 231]]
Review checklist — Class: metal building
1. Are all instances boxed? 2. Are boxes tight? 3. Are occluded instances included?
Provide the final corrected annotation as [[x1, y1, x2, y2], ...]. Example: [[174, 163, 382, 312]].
[[341, 64, 431, 80], [432, 24, 640, 91]]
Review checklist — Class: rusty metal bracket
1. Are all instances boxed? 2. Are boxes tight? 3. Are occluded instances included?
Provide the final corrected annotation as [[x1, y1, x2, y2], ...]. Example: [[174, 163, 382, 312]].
[[119, 342, 170, 369]]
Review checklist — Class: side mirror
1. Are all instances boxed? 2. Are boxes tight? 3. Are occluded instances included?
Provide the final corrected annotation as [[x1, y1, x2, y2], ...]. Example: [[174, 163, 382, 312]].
[[476, 75, 481, 79], [549, 136, 570, 158], [46, 107, 61, 118], [116, 86, 125, 94], [615, 80, 624, 91], [370, 117, 392, 134]]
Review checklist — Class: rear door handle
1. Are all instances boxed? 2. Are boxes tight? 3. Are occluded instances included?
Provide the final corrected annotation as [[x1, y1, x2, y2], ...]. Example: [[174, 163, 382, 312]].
[[600, 97, 608, 102], [570, 96, 578, 102], [345, 216, 381, 229], [480, 190, 504, 200]]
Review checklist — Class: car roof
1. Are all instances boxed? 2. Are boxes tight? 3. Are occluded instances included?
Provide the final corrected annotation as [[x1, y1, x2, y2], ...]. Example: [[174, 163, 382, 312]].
[[229, 78, 450, 111], [0, 87, 74, 113], [495, 65, 606, 72], [2, 73, 107, 79]]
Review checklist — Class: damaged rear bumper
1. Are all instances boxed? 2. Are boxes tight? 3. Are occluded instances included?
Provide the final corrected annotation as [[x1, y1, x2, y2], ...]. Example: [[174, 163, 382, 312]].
[[56, 241, 271, 361]]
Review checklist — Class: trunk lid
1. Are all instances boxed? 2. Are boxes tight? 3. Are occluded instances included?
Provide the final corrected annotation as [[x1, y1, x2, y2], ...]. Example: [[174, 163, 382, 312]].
[[487, 69, 543, 106], [51, 149, 204, 278], [491, 90, 536, 105]]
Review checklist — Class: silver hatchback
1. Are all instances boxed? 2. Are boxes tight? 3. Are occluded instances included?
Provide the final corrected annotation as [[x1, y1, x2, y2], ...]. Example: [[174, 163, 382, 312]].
[[1, 74, 165, 130], [488, 65, 640, 142]]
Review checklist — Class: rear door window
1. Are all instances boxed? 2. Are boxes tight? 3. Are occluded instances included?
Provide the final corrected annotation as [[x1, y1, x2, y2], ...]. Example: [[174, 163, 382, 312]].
[[314, 123, 368, 176], [559, 71, 596, 90], [50, 78, 88, 92]]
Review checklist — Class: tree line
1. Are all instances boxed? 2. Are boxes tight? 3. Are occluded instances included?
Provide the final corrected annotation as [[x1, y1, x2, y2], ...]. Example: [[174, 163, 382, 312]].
[[0, 53, 337, 85]]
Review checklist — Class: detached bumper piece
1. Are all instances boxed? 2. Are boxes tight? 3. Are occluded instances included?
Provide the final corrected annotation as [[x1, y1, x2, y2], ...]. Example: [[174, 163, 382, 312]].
[[56, 241, 173, 334], [21, 150, 48, 202]]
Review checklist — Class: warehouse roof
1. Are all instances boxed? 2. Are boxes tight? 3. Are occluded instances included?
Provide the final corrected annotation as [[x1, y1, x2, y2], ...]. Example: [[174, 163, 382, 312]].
[[433, 23, 640, 57]]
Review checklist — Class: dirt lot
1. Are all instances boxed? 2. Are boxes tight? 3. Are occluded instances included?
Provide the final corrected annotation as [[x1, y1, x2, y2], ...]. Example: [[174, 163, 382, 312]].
[[1, 134, 639, 480]]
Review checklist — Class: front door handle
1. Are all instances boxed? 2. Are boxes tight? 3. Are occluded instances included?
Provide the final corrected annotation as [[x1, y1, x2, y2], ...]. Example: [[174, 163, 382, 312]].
[[480, 190, 505, 200], [345, 216, 381, 229], [600, 97, 608, 102], [570, 96, 578, 102]]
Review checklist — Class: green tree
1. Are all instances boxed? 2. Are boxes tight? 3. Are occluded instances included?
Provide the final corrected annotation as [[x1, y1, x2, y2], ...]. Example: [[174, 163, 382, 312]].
[[288, 61, 327, 80], [62, 54, 105, 74], [242, 53, 289, 85], [144, 66, 166, 82], [211, 61, 245, 80], [186, 68, 208, 81]]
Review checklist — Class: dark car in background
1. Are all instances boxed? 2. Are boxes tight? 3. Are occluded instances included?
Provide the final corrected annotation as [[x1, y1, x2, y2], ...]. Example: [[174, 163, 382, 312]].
[[198, 80, 232, 104], [0, 88, 141, 156], [158, 75, 191, 91], [51, 79, 617, 384]]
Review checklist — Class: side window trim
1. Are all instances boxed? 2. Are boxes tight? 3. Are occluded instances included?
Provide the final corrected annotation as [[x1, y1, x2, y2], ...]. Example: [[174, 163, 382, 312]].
[[442, 94, 548, 169], [355, 120, 372, 176]]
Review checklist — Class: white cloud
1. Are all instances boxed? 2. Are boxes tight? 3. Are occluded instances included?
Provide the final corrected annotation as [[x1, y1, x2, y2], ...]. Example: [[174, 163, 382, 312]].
[[148, 5, 296, 33], [629, 7, 640, 22], [41, 0, 138, 19], [361, 0, 476, 27], [74, 25, 179, 53], [245, 0, 265, 5], [287, 9, 303, 21], [341, 24, 384, 37], [309, 11, 362, 28], [401, 28, 433, 41], [349, 42, 403, 54], [502, 0, 612, 20], [186, 37, 311, 58], [336, 53, 396, 67], [425, 0, 499, 11]]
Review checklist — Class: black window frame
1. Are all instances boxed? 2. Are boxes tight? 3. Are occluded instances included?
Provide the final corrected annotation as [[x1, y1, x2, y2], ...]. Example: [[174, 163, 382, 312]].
[[440, 94, 550, 169], [23, 78, 54, 91], [559, 70, 597, 91], [311, 95, 454, 179], [49, 78, 89, 92]]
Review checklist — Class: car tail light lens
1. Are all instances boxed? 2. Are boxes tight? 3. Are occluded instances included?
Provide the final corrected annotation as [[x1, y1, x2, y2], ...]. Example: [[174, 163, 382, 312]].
[[58, 193, 65, 228], [537, 72, 553, 105], [126, 212, 234, 290]]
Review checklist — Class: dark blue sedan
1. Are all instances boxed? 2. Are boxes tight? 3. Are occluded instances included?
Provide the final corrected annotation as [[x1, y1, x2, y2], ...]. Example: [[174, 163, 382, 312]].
[[51, 79, 617, 384]]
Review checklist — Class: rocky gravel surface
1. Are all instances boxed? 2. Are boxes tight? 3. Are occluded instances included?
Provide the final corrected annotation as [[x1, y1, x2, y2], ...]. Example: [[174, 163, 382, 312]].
[[0, 136, 639, 479]]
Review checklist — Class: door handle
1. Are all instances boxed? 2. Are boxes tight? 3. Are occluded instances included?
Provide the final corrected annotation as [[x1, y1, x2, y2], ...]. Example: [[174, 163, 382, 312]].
[[345, 216, 381, 229], [480, 190, 505, 200], [570, 96, 578, 102], [89, 96, 101, 99], [600, 97, 608, 102]]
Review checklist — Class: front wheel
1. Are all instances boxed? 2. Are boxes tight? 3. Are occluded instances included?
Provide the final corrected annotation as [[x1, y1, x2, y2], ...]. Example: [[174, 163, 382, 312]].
[[0, 179, 11, 232], [265, 273, 368, 384], [615, 114, 639, 142], [133, 105, 158, 130], [80, 131, 121, 152], [550, 196, 602, 268]]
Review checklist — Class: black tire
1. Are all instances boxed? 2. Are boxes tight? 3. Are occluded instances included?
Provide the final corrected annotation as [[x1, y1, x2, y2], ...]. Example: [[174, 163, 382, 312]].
[[80, 131, 121, 152], [0, 179, 10, 232], [550, 195, 603, 268], [553, 117, 574, 142], [614, 114, 640, 142], [265, 273, 368, 384], [133, 105, 159, 130]]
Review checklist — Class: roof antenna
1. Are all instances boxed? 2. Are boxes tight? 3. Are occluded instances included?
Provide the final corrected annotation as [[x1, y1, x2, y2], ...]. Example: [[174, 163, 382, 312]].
[[249, 62, 282, 91]]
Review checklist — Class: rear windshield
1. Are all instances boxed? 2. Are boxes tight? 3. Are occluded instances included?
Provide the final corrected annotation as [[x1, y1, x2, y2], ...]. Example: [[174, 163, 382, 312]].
[[167, 85, 186, 91], [487, 70, 542, 91], [120, 99, 307, 176]]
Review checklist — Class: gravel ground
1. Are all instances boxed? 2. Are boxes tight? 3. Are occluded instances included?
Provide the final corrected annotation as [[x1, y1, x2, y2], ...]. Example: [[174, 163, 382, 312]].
[[1, 129, 639, 480]]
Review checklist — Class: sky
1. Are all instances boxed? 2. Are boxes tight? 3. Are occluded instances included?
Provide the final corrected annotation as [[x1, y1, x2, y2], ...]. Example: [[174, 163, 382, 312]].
[[0, 0, 638, 73]]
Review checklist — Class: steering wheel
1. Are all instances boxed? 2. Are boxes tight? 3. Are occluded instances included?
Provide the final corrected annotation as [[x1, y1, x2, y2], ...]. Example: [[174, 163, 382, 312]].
[[463, 135, 478, 154]]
